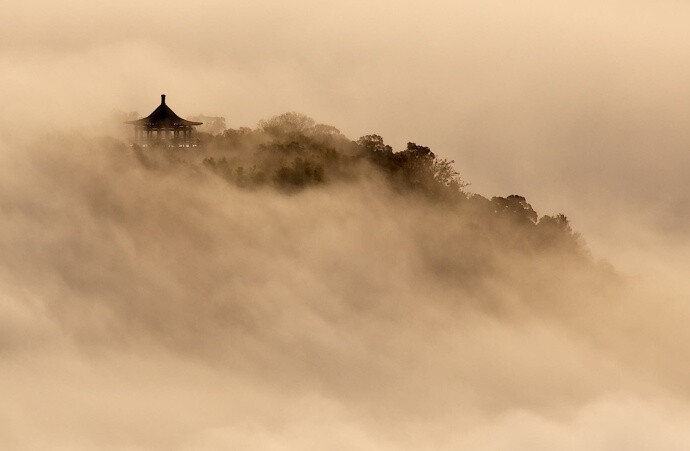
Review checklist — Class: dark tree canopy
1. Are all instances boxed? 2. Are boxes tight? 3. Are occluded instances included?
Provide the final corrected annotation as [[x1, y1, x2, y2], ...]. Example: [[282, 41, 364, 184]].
[[134, 112, 584, 257]]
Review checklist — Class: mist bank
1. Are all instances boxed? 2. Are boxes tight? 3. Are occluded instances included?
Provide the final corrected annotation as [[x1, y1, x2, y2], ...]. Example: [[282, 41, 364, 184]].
[[5, 0, 690, 275], [1, 126, 690, 450]]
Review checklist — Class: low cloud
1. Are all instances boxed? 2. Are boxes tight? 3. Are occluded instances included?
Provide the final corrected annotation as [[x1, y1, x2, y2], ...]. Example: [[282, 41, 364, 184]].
[[0, 134, 688, 449], [4, 0, 690, 448]]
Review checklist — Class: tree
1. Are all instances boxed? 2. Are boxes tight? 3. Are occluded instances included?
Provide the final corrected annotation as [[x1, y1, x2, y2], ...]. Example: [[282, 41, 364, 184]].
[[432, 158, 468, 192], [258, 112, 315, 139], [491, 195, 538, 224], [313, 124, 341, 137], [356, 134, 393, 154]]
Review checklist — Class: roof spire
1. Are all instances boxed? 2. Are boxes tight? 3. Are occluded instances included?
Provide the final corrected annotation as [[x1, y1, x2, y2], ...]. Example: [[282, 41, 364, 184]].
[[161, 94, 166, 105]]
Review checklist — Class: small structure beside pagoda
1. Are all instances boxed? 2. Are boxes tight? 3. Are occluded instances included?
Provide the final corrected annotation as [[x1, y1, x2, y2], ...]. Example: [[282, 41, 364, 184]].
[[125, 94, 202, 147]]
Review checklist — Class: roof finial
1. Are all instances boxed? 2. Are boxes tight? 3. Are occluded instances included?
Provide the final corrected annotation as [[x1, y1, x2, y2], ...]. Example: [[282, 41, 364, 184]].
[[161, 94, 166, 105]]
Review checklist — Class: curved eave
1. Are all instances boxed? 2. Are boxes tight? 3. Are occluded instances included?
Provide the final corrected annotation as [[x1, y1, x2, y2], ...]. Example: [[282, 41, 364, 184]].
[[124, 101, 203, 127]]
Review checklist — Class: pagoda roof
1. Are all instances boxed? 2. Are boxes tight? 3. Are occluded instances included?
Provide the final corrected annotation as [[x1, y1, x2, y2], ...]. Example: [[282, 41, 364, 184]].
[[125, 95, 203, 127]]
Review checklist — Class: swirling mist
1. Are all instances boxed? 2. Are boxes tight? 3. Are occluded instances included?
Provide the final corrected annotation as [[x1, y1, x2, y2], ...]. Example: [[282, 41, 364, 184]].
[[4, 0, 690, 449], [0, 135, 689, 450]]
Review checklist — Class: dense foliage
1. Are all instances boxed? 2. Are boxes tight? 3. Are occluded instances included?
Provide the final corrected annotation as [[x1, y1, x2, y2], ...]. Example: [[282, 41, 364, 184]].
[[133, 112, 585, 257]]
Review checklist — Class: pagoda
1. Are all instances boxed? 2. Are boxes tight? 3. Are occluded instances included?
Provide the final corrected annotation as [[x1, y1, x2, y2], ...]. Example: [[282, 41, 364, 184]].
[[125, 94, 202, 147]]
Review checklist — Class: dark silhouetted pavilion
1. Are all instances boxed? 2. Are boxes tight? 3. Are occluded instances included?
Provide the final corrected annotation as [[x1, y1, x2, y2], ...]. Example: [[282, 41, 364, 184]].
[[125, 94, 202, 147]]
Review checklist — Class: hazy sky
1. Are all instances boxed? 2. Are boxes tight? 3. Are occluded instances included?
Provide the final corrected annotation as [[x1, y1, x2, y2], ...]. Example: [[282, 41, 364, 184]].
[[3, 1, 690, 449], [3, 0, 690, 260]]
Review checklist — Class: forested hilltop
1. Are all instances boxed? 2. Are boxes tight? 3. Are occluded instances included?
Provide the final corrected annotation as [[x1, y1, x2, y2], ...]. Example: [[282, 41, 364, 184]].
[[132, 112, 585, 258]]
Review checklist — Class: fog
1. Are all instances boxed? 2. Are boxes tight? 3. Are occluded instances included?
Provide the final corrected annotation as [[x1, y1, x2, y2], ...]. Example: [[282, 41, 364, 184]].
[[3, 1, 690, 449]]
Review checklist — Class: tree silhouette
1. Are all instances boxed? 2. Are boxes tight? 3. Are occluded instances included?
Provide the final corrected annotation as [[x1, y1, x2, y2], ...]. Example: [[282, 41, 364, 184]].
[[163, 111, 585, 257]]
